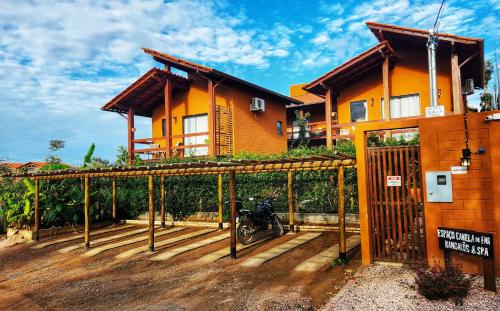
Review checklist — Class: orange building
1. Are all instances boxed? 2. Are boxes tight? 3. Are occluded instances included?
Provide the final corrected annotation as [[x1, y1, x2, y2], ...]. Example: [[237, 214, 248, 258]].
[[102, 48, 301, 162], [288, 22, 484, 147]]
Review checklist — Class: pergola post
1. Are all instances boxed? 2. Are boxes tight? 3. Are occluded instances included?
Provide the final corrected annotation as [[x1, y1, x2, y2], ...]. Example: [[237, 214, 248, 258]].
[[160, 175, 166, 228], [127, 106, 135, 164], [229, 171, 236, 259], [338, 166, 346, 260], [208, 79, 217, 157], [451, 48, 463, 114], [112, 177, 117, 223], [34, 178, 40, 241], [218, 173, 223, 230], [287, 171, 294, 233], [164, 65, 172, 158], [148, 175, 155, 252], [84, 176, 90, 249], [325, 87, 333, 149]]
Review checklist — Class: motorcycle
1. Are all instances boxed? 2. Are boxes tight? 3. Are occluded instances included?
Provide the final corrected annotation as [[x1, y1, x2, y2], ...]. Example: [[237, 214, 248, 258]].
[[234, 197, 285, 245]]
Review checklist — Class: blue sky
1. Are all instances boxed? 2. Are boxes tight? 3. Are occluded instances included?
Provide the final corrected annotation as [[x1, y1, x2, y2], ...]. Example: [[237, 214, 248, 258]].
[[0, 0, 498, 165]]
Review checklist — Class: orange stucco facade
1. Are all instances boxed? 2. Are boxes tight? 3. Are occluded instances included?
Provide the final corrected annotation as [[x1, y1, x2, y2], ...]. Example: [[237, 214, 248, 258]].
[[337, 45, 454, 125], [150, 73, 287, 155], [354, 112, 500, 276]]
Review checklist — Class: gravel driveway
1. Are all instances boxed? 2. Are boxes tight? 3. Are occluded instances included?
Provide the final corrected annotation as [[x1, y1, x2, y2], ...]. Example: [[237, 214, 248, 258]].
[[321, 264, 499, 311]]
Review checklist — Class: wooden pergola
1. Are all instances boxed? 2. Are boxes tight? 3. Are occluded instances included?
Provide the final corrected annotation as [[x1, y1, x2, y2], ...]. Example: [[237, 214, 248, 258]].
[[3, 154, 355, 259]]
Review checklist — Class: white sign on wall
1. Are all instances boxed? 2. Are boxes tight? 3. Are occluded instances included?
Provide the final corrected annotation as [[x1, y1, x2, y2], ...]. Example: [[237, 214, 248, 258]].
[[387, 176, 402, 187], [426, 105, 445, 117]]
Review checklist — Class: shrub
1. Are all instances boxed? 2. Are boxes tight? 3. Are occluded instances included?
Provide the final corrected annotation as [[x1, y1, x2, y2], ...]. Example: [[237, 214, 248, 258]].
[[414, 263, 475, 303]]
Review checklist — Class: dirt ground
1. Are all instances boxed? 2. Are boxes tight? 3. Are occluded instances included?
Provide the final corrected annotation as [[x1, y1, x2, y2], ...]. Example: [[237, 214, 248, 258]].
[[0, 225, 361, 311]]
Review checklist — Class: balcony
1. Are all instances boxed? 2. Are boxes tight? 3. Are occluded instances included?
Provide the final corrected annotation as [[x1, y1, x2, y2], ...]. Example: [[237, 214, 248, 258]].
[[132, 132, 209, 161]]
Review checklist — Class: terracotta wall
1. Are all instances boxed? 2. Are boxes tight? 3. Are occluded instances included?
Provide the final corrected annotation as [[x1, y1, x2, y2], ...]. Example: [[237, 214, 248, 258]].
[[336, 45, 453, 125], [151, 73, 287, 154], [419, 112, 500, 275]]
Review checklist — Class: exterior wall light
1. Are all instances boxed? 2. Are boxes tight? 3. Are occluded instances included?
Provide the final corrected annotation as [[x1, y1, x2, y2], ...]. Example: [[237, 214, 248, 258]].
[[461, 148, 471, 168]]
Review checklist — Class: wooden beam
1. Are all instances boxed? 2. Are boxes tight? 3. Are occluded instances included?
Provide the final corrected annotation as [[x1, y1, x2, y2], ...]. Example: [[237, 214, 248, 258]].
[[325, 87, 333, 149], [112, 177, 117, 222], [229, 171, 236, 258], [160, 175, 166, 228], [218, 173, 223, 230], [127, 107, 135, 164], [84, 176, 90, 249], [148, 175, 155, 252], [164, 70, 172, 158], [382, 55, 391, 121], [34, 178, 40, 241], [338, 166, 346, 260], [451, 51, 463, 114], [208, 79, 217, 157], [288, 171, 294, 232]]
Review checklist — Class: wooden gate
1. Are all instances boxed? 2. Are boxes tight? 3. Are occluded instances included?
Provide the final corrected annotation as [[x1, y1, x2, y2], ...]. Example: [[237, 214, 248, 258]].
[[216, 105, 233, 156], [366, 145, 426, 262]]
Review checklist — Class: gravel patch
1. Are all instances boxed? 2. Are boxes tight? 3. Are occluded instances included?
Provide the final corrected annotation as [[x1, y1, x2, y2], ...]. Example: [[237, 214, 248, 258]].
[[322, 264, 499, 311]]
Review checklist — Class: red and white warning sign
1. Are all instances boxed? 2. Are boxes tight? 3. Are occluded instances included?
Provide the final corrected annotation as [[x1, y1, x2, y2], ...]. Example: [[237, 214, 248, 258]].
[[387, 176, 402, 187]]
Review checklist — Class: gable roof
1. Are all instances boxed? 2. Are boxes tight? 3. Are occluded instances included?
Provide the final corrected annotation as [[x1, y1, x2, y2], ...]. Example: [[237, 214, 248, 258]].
[[366, 21, 484, 88], [304, 41, 395, 95], [142, 48, 302, 105]]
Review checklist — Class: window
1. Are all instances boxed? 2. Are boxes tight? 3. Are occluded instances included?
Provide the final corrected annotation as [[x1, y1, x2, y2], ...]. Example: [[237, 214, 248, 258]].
[[350, 100, 367, 122], [381, 94, 421, 119], [161, 119, 166, 137], [390, 94, 420, 118], [277, 121, 283, 136], [183, 114, 208, 156]]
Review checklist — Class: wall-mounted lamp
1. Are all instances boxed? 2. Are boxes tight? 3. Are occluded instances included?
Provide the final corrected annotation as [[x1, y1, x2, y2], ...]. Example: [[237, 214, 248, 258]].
[[461, 148, 471, 168]]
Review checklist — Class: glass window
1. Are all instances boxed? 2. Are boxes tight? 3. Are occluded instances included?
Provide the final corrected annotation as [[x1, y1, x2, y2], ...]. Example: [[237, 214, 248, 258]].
[[389, 94, 420, 118], [350, 101, 367, 122], [161, 119, 166, 137], [183, 114, 208, 156], [277, 121, 283, 136]]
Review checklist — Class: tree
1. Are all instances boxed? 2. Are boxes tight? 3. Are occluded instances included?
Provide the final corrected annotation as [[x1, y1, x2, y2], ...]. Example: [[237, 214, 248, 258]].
[[480, 60, 494, 112], [292, 110, 311, 148], [46, 139, 65, 164]]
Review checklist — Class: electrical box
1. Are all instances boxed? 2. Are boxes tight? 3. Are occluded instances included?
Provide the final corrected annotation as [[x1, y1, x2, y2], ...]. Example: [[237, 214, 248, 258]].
[[426, 171, 453, 202]]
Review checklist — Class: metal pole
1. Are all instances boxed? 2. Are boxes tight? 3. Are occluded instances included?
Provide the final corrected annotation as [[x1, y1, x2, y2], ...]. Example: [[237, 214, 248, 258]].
[[427, 31, 439, 107]]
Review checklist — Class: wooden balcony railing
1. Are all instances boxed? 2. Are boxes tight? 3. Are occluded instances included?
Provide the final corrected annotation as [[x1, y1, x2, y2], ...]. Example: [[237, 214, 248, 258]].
[[132, 132, 209, 159]]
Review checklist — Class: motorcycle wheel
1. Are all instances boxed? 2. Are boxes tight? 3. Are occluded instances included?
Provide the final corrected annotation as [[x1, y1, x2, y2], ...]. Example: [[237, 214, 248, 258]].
[[237, 220, 256, 245], [271, 215, 285, 237]]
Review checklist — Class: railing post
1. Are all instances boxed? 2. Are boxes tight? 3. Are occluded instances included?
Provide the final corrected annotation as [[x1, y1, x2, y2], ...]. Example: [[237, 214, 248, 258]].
[[112, 177, 117, 223], [148, 175, 155, 252], [229, 171, 236, 259], [160, 175, 166, 228], [218, 173, 223, 230], [288, 171, 294, 233], [338, 166, 346, 260], [84, 176, 90, 249], [34, 178, 40, 241]]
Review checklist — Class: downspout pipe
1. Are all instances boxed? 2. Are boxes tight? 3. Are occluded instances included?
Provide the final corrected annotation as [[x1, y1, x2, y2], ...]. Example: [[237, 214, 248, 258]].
[[427, 30, 439, 107]]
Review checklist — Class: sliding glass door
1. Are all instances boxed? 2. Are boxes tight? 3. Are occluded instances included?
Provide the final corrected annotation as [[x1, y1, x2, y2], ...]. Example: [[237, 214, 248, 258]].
[[183, 114, 208, 156]]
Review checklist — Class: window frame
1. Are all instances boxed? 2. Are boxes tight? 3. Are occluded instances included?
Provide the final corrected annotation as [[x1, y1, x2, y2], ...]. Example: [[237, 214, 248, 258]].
[[349, 100, 368, 123]]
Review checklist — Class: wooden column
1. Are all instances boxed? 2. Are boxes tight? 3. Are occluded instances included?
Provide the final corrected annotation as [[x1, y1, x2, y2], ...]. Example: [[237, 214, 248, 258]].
[[287, 171, 294, 233], [148, 175, 155, 252], [382, 55, 391, 121], [160, 175, 166, 228], [218, 173, 223, 230], [112, 177, 117, 223], [338, 166, 346, 260], [451, 50, 463, 114], [127, 107, 135, 164], [164, 67, 172, 158], [84, 176, 90, 249], [208, 79, 217, 157], [229, 171, 236, 258], [325, 87, 333, 149], [34, 178, 40, 241]]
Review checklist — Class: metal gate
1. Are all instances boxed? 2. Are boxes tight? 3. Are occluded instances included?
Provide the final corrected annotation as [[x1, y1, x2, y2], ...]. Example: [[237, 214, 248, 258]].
[[366, 145, 426, 262]]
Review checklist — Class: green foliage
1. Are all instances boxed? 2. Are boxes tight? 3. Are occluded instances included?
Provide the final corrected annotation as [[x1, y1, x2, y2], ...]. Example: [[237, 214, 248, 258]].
[[292, 110, 311, 148], [83, 143, 95, 167], [0, 178, 36, 229], [331, 257, 347, 266], [480, 60, 495, 112], [367, 133, 420, 147]]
